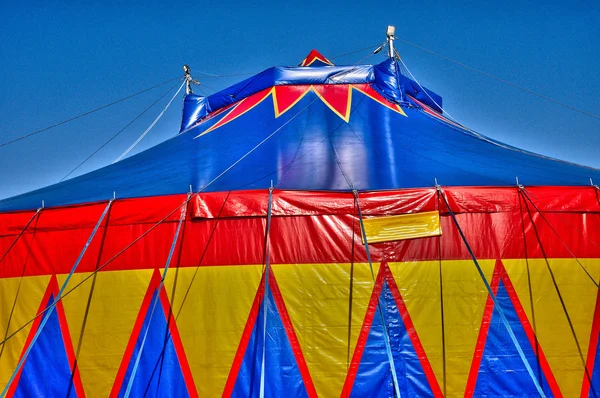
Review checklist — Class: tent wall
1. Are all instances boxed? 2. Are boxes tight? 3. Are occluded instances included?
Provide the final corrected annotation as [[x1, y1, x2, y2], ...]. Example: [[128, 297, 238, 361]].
[[1, 187, 600, 396]]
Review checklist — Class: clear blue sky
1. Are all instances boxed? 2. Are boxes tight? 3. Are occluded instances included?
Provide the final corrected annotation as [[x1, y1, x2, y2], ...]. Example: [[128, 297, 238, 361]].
[[1, 0, 598, 200]]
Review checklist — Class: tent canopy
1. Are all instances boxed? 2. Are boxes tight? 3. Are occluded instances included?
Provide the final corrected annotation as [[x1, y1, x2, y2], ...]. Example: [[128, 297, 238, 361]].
[[1, 50, 598, 211]]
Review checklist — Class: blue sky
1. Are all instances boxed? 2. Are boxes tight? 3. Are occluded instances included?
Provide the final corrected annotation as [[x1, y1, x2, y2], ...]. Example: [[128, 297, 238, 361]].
[[0, 0, 598, 199]]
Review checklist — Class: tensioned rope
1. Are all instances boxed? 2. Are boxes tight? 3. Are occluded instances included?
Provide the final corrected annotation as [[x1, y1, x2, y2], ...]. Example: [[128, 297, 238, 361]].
[[151, 197, 191, 397], [520, 187, 599, 289], [0, 208, 42, 362], [517, 191, 544, 388], [0, 198, 113, 398], [0, 207, 42, 264], [135, 191, 233, 396], [436, 184, 547, 397], [0, 197, 189, 351], [519, 189, 597, 397], [259, 186, 274, 398], [0, 89, 321, 354], [435, 190, 448, 397], [354, 190, 402, 398], [123, 192, 191, 398], [0, 76, 182, 149], [61, 79, 183, 181], [114, 80, 186, 163], [525, 185, 600, 254], [346, 199, 357, 374], [66, 201, 113, 397], [396, 38, 600, 121], [173, 191, 232, 321]]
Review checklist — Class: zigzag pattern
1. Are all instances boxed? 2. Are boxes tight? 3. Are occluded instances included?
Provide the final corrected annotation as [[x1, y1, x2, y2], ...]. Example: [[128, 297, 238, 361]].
[[1, 260, 598, 396]]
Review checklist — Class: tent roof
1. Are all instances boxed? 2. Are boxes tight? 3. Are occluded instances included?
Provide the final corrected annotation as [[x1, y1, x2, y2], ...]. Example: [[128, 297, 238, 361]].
[[1, 51, 599, 211]]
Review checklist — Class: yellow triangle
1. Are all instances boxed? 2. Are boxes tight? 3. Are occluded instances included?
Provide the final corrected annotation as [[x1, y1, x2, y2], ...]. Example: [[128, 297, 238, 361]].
[[389, 261, 444, 391], [272, 262, 374, 397], [162, 264, 262, 397], [0, 275, 50, 389], [58, 269, 153, 397], [504, 258, 600, 396], [441, 259, 495, 396]]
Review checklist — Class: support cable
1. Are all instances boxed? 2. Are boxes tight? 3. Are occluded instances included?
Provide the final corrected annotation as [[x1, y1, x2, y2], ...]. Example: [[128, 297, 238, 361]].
[[259, 185, 275, 398], [66, 202, 113, 396], [346, 198, 357, 373], [436, 184, 547, 397], [1, 198, 113, 398], [123, 193, 191, 398], [152, 196, 190, 397], [435, 190, 447, 397], [396, 38, 600, 121], [520, 190, 597, 397], [520, 187, 599, 289], [0, 76, 182, 149], [0, 92, 318, 351], [61, 79, 183, 181], [354, 190, 402, 398], [114, 80, 186, 163], [0, 208, 42, 361], [0, 207, 42, 265], [517, 191, 544, 388], [174, 191, 232, 320]]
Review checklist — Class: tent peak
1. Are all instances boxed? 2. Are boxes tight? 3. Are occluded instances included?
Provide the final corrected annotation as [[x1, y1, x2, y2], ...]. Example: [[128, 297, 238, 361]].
[[299, 49, 333, 67]]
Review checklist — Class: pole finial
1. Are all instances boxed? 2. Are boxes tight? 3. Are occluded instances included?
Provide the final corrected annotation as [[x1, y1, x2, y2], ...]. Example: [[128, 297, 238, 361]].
[[183, 65, 198, 95], [386, 25, 396, 59]]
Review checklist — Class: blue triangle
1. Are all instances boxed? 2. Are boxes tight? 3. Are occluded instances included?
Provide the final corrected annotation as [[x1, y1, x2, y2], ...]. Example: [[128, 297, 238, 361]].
[[351, 282, 436, 397], [117, 291, 190, 398], [473, 280, 555, 396], [13, 295, 79, 398], [231, 286, 308, 398]]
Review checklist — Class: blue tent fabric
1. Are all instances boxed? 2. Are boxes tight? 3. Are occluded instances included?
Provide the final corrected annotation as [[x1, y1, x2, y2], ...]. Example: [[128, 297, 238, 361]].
[[13, 295, 79, 398], [117, 290, 191, 398], [1, 57, 599, 211], [231, 287, 309, 398], [472, 280, 556, 397], [350, 282, 437, 397]]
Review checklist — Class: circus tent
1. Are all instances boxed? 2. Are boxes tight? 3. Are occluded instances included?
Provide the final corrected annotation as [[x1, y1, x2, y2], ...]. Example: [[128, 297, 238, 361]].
[[1, 46, 600, 397]]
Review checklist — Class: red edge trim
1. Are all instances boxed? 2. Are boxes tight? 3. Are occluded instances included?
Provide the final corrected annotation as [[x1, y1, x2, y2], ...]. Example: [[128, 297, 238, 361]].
[[158, 282, 199, 398], [109, 270, 160, 398], [383, 263, 444, 397], [109, 269, 198, 397], [465, 259, 562, 397], [269, 268, 318, 398], [222, 272, 265, 397], [582, 289, 600, 398], [222, 267, 318, 397], [7, 275, 86, 398], [340, 263, 385, 397]]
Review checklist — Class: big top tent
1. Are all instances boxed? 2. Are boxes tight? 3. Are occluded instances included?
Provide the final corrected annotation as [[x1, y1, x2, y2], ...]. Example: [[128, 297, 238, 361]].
[[1, 45, 600, 397]]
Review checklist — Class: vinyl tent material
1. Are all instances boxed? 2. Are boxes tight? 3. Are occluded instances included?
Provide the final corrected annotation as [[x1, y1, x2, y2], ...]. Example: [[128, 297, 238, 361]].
[[1, 50, 600, 397]]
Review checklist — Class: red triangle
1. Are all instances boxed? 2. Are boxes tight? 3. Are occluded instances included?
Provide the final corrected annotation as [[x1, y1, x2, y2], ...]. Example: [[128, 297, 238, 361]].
[[300, 49, 333, 67], [312, 85, 352, 122], [273, 85, 311, 116]]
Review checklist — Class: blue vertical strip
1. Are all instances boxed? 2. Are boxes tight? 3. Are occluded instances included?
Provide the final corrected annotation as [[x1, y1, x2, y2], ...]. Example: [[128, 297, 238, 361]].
[[231, 288, 308, 398], [13, 295, 78, 398]]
